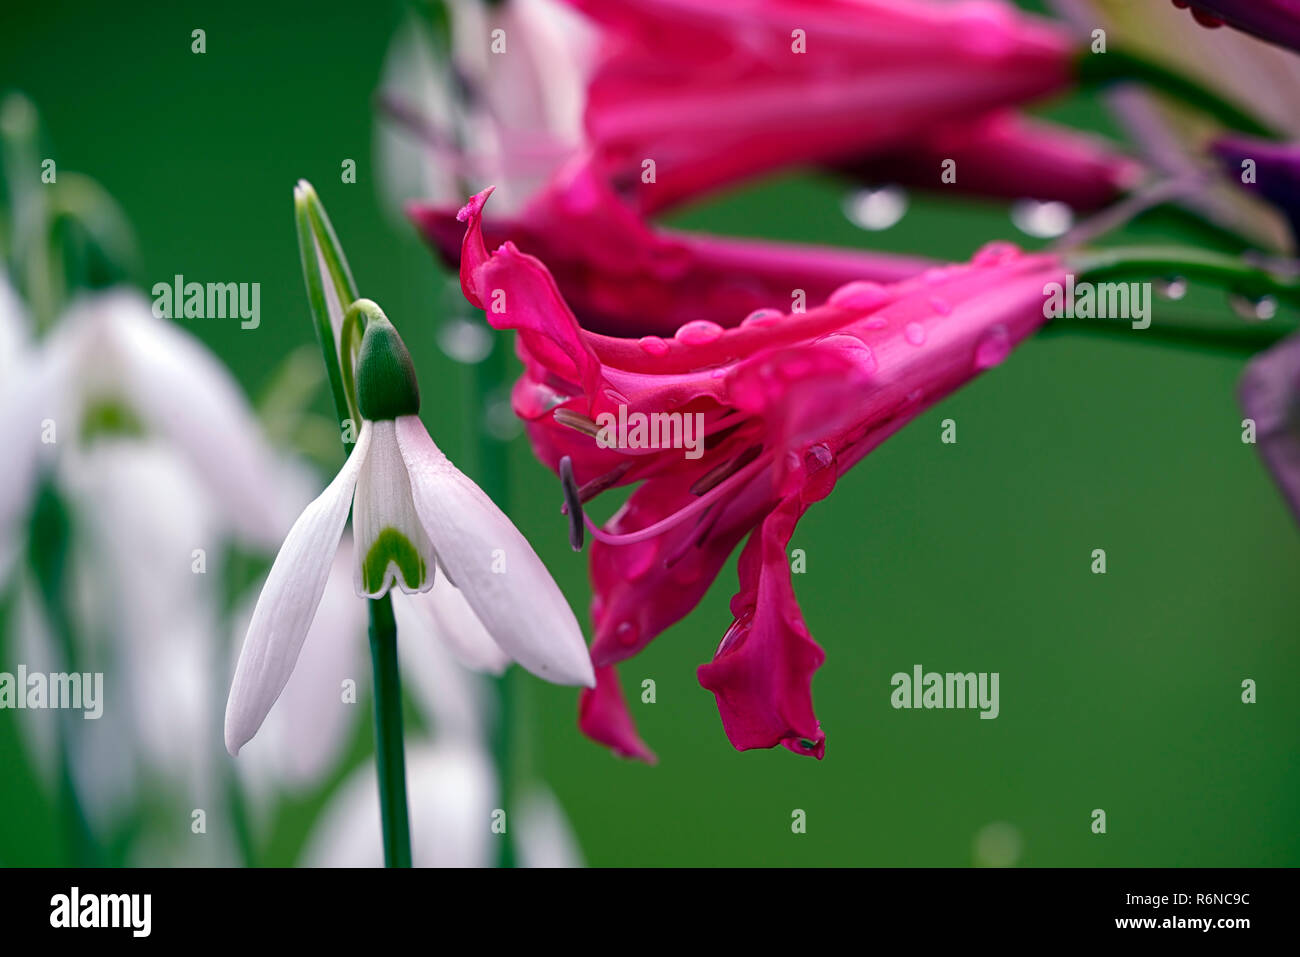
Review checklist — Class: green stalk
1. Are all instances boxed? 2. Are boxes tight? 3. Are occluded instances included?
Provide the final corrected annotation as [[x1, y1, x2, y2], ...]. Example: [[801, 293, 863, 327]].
[[1076, 48, 1277, 139], [293, 182, 412, 868], [368, 593, 412, 868], [1, 94, 55, 330], [27, 482, 98, 866], [475, 335, 517, 869], [1049, 245, 1300, 353], [1070, 246, 1300, 305], [1039, 314, 1291, 354]]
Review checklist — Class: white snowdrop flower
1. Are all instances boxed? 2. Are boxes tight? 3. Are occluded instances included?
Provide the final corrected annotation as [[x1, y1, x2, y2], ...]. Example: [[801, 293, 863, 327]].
[[0, 289, 293, 561], [224, 308, 594, 756]]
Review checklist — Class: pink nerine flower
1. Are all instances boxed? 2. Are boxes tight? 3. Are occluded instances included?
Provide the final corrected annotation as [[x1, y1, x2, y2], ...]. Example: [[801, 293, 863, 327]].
[[456, 187, 1066, 759], [567, 0, 1082, 213], [413, 161, 935, 338], [837, 112, 1142, 212]]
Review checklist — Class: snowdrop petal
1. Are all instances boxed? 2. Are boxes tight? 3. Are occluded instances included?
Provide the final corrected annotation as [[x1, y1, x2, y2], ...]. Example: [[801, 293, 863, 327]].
[[395, 415, 594, 688], [352, 419, 437, 597], [0, 274, 29, 382], [224, 423, 371, 756], [397, 569, 510, 676], [515, 786, 583, 869], [102, 292, 293, 548], [394, 586, 495, 744], [234, 538, 368, 797]]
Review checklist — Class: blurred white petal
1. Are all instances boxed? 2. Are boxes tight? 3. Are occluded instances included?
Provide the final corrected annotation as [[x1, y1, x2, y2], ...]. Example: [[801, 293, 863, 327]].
[[514, 786, 583, 869], [400, 570, 510, 675], [302, 740, 497, 868], [85, 291, 294, 548], [393, 583, 497, 744]]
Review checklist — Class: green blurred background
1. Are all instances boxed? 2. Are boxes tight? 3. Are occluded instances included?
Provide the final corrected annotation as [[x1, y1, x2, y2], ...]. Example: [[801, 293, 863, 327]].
[[1, 0, 1296, 866]]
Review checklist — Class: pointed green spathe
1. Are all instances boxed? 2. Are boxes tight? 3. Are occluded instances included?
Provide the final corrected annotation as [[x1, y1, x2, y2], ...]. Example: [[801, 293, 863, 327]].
[[356, 311, 420, 421]]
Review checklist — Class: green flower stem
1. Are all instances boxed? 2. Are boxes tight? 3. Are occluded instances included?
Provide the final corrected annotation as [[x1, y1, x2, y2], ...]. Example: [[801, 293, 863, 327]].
[[1, 94, 55, 331], [27, 482, 97, 866], [1076, 48, 1277, 139], [1071, 246, 1300, 305], [474, 336, 517, 869], [1051, 246, 1300, 352], [1039, 314, 1291, 354], [293, 183, 412, 868], [368, 592, 412, 868]]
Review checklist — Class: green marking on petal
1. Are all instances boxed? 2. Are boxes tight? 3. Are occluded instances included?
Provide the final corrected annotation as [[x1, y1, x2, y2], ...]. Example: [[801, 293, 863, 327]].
[[80, 397, 146, 443], [363, 527, 427, 594]]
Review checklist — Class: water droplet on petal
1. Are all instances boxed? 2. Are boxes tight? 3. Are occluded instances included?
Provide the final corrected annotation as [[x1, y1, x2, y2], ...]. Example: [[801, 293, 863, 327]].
[[1010, 199, 1074, 239], [974, 324, 1011, 370], [816, 333, 877, 374], [1154, 277, 1187, 301], [828, 281, 890, 312], [804, 443, 833, 471], [437, 317, 493, 364], [1229, 294, 1278, 321], [863, 316, 888, 330], [843, 186, 908, 231], [639, 335, 670, 356], [615, 620, 639, 647], [675, 319, 725, 344], [801, 443, 837, 502], [929, 296, 953, 316], [972, 241, 1020, 267], [904, 322, 927, 346], [741, 308, 782, 328]]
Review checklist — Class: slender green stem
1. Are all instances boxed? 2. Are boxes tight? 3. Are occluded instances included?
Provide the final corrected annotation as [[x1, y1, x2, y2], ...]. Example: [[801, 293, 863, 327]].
[[293, 183, 412, 868], [474, 335, 518, 868], [1070, 246, 1300, 306], [1050, 245, 1300, 353], [27, 482, 98, 866], [1039, 315, 1291, 354], [368, 593, 412, 868], [1, 94, 55, 330], [1076, 48, 1278, 139], [492, 671, 517, 869]]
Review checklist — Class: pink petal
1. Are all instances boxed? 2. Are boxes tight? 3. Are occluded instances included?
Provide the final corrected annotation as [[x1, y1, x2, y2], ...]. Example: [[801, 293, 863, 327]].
[[697, 495, 826, 758], [578, 665, 657, 763]]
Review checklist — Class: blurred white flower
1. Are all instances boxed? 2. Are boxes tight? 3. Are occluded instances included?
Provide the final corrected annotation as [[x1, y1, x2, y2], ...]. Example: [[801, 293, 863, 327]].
[[0, 286, 297, 862], [0, 289, 295, 565], [303, 744, 582, 868], [302, 740, 497, 868]]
